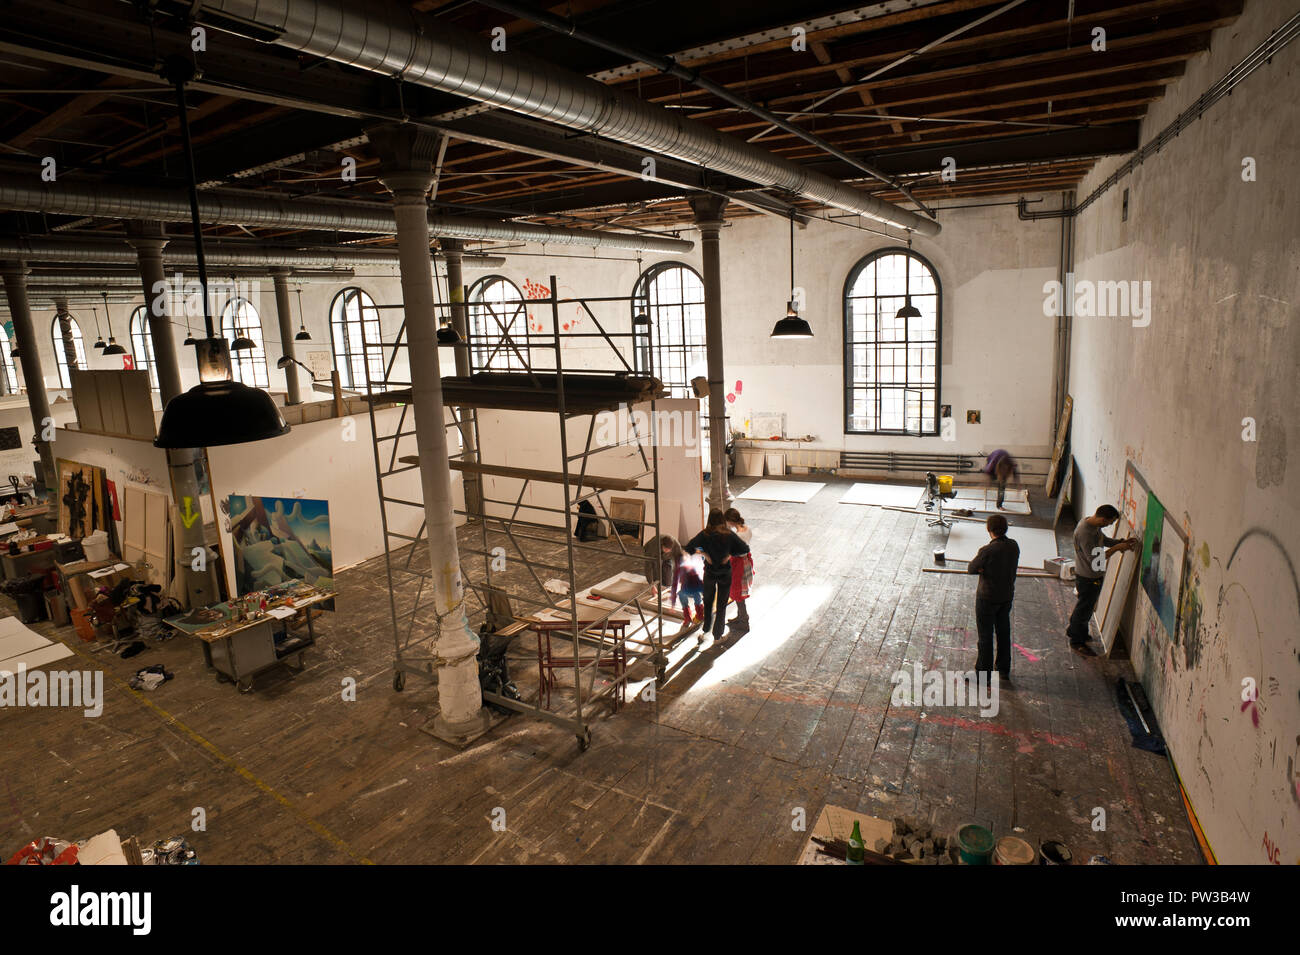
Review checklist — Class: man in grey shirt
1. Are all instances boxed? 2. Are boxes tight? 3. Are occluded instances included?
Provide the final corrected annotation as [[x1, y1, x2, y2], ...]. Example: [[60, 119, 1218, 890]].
[[1068, 504, 1138, 655], [967, 513, 1020, 683]]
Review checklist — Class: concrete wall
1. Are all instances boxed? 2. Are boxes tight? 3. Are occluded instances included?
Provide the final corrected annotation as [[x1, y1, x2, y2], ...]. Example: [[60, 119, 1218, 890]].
[[1068, 1, 1300, 864]]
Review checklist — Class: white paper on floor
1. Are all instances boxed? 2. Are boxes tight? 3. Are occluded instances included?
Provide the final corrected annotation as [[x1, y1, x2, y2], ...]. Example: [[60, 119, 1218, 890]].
[[0, 619, 73, 672], [943, 522, 1059, 569], [736, 479, 826, 503], [839, 482, 924, 508], [949, 491, 1032, 515]]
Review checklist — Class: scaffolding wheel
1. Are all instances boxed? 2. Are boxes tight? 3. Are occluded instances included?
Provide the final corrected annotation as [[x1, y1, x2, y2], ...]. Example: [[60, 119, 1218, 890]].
[[393, 670, 405, 692], [577, 728, 592, 752]]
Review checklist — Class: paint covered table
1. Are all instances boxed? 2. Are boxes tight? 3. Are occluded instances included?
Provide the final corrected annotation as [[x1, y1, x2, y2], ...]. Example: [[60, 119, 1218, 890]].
[[164, 590, 335, 692]]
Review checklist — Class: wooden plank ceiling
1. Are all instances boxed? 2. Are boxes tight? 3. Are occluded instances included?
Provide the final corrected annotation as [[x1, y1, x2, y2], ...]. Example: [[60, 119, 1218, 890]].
[[0, 0, 1245, 248]]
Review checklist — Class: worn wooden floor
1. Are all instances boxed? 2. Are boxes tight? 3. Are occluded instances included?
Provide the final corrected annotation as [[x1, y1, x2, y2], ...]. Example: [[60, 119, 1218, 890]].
[[0, 477, 1202, 864]]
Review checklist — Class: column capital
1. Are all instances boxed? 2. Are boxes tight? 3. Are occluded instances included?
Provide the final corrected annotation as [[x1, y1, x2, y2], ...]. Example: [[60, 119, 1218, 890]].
[[368, 124, 441, 201], [689, 194, 728, 234], [268, 266, 292, 280], [125, 221, 169, 256]]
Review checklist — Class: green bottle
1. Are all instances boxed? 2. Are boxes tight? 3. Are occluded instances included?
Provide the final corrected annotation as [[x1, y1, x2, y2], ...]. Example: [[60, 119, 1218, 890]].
[[846, 820, 865, 865]]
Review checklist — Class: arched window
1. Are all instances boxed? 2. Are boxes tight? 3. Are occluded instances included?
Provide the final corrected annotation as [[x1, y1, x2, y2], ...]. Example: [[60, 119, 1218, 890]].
[[0, 324, 18, 393], [844, 249, 940, 434], [50, 314, 87, 389], [467, 276, 527, 372], [631, 262, 706, 397], [329, 288, 383, 388], [220, 297, 269, 388], [129, 306, 159, 391]]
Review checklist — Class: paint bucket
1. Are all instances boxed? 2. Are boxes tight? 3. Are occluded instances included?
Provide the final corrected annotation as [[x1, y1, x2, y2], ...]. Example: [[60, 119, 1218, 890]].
[[1039, 840, 1073, 865], [83, 530, 110, 563], [956, 823, 995, 865], [994, 836, 1036, 865], [933, 547, 946, 564], [938, 474, 954, 494]]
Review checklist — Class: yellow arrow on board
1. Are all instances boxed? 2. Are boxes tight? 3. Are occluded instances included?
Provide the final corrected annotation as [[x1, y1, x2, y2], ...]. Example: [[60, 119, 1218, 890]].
[[181, 496, 200, 529]]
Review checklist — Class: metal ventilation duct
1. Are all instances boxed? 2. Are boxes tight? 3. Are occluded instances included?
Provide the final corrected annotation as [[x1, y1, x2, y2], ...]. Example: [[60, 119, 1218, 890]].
[[0, 179, 692, 253], [0, 238, 506, 270], [196, 0, 940, 236]]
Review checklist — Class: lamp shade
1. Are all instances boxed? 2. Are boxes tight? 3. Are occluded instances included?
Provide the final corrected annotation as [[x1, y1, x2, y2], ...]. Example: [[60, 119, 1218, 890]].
[[770, 301, 813, 339], [896, 299, 922, 319], [230, 333, 256, 351], [155, 380, 290, 448], [436, 324, 463, 345], [295, 328, 312, 341], [94, 337, 107, 350], [102, 339, 127, 356], [633, 312, 650, 327]]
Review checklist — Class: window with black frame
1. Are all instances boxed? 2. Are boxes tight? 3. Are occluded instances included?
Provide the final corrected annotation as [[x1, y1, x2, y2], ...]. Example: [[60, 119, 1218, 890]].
[[220, 297, 269, 388], [49, 315, 87, 389], [329, 287, 383, 388], [466, 276, 527, 372], [844, 249, 940, 435], [631, 262, 706, 397], [129, 306, 159, 391]]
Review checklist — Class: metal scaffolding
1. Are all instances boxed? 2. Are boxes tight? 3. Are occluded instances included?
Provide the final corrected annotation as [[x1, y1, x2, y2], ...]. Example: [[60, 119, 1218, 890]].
[[362, 276, 694, 749]]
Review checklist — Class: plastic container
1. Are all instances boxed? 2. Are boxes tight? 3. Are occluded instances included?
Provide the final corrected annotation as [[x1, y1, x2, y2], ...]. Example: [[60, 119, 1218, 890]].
[[1040, 840, 1073, 865], [82, 530, 110, 562], [938, 474, 954, 494], [994, 836, 1036, 865], [956, 823, 995, 865]]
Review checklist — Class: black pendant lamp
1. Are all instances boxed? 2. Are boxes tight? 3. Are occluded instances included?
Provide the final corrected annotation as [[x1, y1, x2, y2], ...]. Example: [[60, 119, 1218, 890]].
[[91, 304, 107, 350], [293, 288, 311, 341], [771, 213, 814, 339], [436, 318, 463, 345], [895, 235, 921, 321], [154, 55, 289, 450], [101, 293, 127, 355]]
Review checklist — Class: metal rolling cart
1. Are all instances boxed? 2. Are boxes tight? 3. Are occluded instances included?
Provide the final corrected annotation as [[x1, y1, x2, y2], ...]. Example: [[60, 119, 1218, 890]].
[[362, 276, 689, 749]]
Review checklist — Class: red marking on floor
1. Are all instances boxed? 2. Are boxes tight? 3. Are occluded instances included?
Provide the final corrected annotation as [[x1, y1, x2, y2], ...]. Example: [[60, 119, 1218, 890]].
[[1013, 643, 1040, 662]]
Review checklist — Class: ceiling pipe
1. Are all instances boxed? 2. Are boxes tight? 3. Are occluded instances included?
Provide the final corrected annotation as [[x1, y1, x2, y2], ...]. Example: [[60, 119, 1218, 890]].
[[191, 0, 940, 236], [0, 237, 506, 269], [0, 177, 693, 253], [473, 0, 937, 220]]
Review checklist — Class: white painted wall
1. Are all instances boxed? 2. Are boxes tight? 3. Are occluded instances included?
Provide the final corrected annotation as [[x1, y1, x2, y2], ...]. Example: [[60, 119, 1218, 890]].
[[206, 403, 462, 597], [49, 426, 172, 545], [1068, 1, 1300, 864]]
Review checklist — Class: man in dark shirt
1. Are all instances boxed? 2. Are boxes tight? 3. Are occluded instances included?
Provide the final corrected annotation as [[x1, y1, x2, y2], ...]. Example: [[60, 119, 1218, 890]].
[[1067, 504, 1138, 655], [967, 513, 1020, 683]]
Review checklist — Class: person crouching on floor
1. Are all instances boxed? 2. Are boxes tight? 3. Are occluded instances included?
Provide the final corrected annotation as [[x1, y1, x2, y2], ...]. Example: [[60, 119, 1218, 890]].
[[724, 507, 754, 637], [671, 547, 706, 635]]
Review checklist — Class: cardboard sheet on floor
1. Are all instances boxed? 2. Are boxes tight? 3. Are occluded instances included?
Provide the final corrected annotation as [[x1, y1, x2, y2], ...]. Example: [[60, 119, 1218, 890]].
[[0, 620, 73, 671], [944, 522, 1059, 570], [736, 479, 825, 503], [950, 488, 1032, 515], [839, 482, 923, 508]]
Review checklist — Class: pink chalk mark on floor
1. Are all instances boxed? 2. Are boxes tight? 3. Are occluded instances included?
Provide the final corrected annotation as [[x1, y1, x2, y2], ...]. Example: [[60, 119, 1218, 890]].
[[1013, 643, 1041, 662]]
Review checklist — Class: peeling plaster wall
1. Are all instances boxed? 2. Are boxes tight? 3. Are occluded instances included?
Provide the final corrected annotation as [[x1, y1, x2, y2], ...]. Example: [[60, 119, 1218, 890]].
[[1069, 1, 1300, 864]]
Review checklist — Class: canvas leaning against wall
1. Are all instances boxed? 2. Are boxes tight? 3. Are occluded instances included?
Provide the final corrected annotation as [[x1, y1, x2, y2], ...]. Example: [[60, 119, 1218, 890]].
[[228, 495, 334, 596], [1139, 492, 1187, 641], [56, 458, 111, 541]]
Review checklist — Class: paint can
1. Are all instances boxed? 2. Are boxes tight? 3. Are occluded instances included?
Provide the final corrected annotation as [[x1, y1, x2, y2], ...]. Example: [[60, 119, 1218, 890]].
[[956, 823, 995, 865], [994, 836, 1036, 865], [1039, 840, 1073, 865]]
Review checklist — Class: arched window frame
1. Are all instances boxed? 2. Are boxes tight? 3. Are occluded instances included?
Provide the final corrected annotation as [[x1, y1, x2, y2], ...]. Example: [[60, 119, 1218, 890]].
[[329, 287, 383, 388], [129, 305, 160, 391], [630, 261, 707, 398], [466, 275, 527, 372], [220, 296, 269, 388], [49, 314, 87, 389], [0, 324, 18, 393], [843, 248, 942, 436]]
